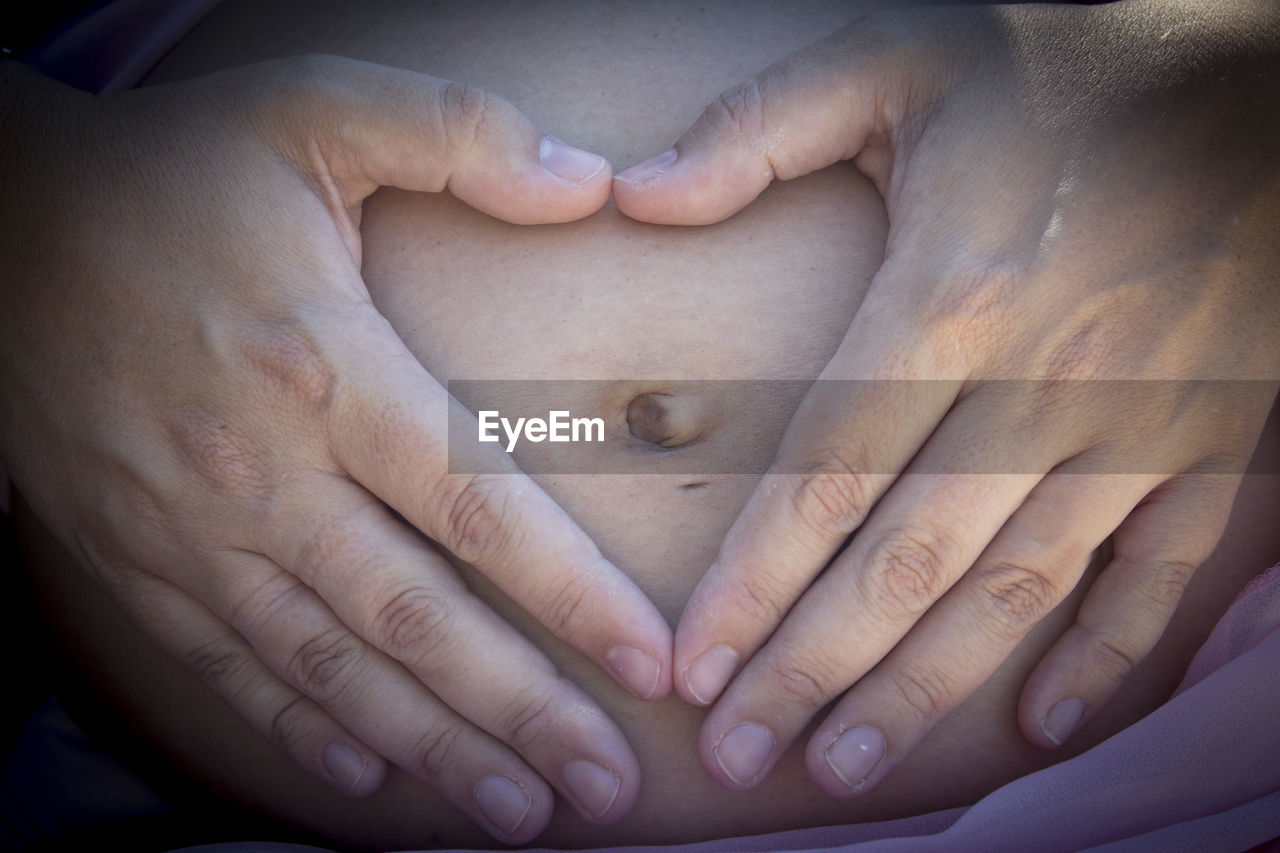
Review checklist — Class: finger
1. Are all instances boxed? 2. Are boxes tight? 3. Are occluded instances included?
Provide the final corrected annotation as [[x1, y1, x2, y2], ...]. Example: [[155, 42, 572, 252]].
[[204, 547, 569, 840], [260, 55, 612, 224], [694, 467, 1032, 790], [249, 484, 641, 825], [102, 564, 388, 798], [687, 378, 1088, 788], [611, 18, 949, 224], [672, 373, 1152, 710], [673, 356, 960, 708], [324, 308, 673, 704], [672, 239, 1058, 708], [1018, 472, 1240, 749], [805, 469, 1155, 796]]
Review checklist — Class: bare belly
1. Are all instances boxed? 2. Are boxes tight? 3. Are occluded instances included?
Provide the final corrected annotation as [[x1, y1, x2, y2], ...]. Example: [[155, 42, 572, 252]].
[[16, 0, 1280, 849]]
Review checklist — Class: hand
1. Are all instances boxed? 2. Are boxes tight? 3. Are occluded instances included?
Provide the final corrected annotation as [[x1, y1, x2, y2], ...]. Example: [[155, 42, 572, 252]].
[[0, 56, 672, 841], [612, 0, 1280, 795]]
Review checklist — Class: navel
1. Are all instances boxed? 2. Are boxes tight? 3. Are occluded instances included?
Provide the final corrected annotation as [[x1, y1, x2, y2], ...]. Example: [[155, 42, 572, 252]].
[[625, 392, 708, 449]]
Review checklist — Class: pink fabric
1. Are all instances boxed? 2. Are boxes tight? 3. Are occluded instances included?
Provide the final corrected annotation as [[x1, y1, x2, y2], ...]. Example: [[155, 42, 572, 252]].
[[1180, 563, 1280, 695], [425, 564, 1280, 853]]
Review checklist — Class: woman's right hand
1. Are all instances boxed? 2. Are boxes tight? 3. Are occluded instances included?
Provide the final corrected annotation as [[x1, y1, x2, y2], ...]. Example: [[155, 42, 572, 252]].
[[0, 55, 671, 842]]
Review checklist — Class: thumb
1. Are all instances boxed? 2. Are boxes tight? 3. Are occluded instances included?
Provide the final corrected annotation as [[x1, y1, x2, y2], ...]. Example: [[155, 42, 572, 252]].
[[611, 16, 949, 226], [259, 55, 612, 225]]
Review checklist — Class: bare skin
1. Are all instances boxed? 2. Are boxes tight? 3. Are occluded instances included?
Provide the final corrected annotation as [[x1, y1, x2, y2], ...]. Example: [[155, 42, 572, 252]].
[[1, 9, 671, 847], [613, 0, 1280, 797], [14, 0, 1280, 849]]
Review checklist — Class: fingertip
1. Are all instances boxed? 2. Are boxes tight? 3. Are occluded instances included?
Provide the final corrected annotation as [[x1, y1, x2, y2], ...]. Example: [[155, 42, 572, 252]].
[[1018, 676, 1056, 749], [804, 726, 886, 800], [555, 714, 644, 826], [594, 584, 675, 701], [539, 135, 610, 185], [474, 773, 553, 844], [613, 148, 678, 186], [677, 642, 739, 707], [448, 135, 612, 225], [673, 576, 746, 706], [701, 719, 778, 791], [805, 739, 853, 799], [350, 755, 389, 797], [611, 146, 768, 226], [1017, 654, 1085, 749], [561, 757, 638, 825], [322, 741, 387, 797], [529, 136, 613, 220], [321, 62, 613, 224], [1037, 697, 1086, 748], [605, 644, 669, 701]]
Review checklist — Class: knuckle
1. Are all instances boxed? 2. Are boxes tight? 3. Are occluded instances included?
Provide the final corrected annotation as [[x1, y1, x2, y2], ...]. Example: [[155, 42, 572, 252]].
[[928, 261, 1018, 339], [540, 571, 595, 639], [414, 720, 466, 780], [372, 584, 457, 663], [1039, 321, 1112, 383], [267, 695, 312, 752], [765, 646, 843, 711], [436, 474, 519, 565], [1019, 377, 1084, 433], [188, 641, 252, 692], [496, 687, 559, 750], [1084, 629, 1139, 682], [861, 529, 953, 623], [439, 80, 501, 155], [288, 507, 385, 589], [712, 77, 767, 139], [169, 408, 273, 499], [292, 519, 347, 578], [231, 573, 309, 635], [723, 569, 793, 626], [888, 660, 952, 722], [1108, 550, 1199, 614], [286, 626, 364, 699], [244, 322, 337, 414], [1145, 558, 1198, 611], [972, 561, 1061, 640], [789, 461, 874, 544]]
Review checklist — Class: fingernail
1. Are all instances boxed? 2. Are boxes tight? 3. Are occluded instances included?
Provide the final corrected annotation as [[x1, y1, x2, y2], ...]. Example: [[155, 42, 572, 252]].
[[539, 136, 607, 184], [1040, 697, 1085, 746], [561, 759, 621, 819], [615, 148, 677, 184], [684, 644, 739, 705], [322, 741, 368, 793], [713, 722, 775, 787], [474, 775, 533, 835], [824, 726, 885, 792], [606, 645, 662, 700]]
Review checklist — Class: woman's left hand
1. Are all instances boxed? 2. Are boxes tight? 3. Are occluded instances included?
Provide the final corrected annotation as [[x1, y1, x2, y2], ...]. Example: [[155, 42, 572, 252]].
[[612, 0, 1280, 795]]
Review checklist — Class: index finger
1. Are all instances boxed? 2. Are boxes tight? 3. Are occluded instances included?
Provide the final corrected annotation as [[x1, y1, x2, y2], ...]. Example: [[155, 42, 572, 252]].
[[673, 312, 959, 706], [327, 306, 673, 701]]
